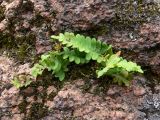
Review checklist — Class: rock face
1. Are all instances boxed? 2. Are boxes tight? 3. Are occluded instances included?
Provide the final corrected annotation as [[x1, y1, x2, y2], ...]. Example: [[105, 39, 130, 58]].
[[0, 0, 160, 77], [0, 57, 159, 120], [0, 0, 160, 120]]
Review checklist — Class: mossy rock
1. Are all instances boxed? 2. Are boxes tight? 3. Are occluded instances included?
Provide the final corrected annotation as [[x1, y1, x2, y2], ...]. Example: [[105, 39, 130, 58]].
[[112, 0, 160, 29], [18, 100, 28, 113], [0, 6, 5, 21], [25, 102, 48, 120], [0, 32, 36, 62]]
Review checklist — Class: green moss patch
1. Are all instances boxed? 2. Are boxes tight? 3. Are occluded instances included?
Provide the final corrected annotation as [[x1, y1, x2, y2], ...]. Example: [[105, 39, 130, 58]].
[[0, 6, 5, 21], [0, 32, 36, 62], [113, 1, 160, 29], [26, 102, 48, 120]]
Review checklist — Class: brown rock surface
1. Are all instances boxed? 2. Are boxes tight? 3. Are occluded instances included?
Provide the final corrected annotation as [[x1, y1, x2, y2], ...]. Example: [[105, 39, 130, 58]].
[[0, 0, 160, 120], [0, 56, 159, 120], [0, 0, 159, 76]]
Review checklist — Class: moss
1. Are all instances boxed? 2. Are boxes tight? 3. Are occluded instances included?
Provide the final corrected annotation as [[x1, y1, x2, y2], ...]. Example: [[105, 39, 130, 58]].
[[20, 0, 34, 13], [18, 100, 28, 113], [83, 25, 110, 37], [112, 0, 160, 29], [29, 71, 64, 94], [30, 13, 51, 27], [81, 79, 92, 92], [69, 62, 97, 80], [30, 14, 44, 27], [0, 32, 36, 62], [79, 1, 159, 36], [38, 90, 47, 100], [26, 102, 48, 120], [15, 33, 36, 62], [51, 11, 56, 17], [93, 78, 111, 95], [0, 33, 13, 48], [0, 6, 5, 21], [47, 91, 57, 101]]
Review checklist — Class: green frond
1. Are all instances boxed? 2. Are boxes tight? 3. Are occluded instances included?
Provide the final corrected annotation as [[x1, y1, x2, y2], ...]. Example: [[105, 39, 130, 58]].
[[63, 47, 88, 64], [96, 54, 143, 79], [31, 64, 44, 77], [51, 32, 113, 62], [30, 32, 143, 86], [31, 52, 69, 81]]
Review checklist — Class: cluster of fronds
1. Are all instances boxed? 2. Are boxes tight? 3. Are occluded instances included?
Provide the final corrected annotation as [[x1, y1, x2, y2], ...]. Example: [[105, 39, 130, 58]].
[[31, 32, 143, 86], [11, 74, 32, 88], [31, 52, 69, 81]]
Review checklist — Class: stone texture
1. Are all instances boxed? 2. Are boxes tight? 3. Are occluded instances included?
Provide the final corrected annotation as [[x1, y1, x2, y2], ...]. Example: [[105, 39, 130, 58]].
[[0, 0, 159, 76], [0, 0, 160, 120], [138, 93, 160, 120], [133, 87, 146, 96], [40, 78, 154, 120], [0, 56, 160, 120]]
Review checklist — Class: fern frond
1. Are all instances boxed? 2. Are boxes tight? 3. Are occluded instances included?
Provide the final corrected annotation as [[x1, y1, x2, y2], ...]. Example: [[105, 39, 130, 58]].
[[31, 64, 45, 77], [31, 52, 69, 81], [51, 32, 113, 62], [97, 54, 143, 78], [30, 32, 143, 85], [117, 60, 143, 73], [63, 47, 88, 64]]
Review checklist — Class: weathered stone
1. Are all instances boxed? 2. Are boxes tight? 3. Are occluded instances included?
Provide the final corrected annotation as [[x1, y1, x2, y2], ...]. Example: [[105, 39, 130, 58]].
[[37, 86, 44, 93], [47, 86, 57, 95], [0, 0, 159, 77], [133, 87, 146, 96], [0, 0, 160, 120], [21, 87, 35, 97]]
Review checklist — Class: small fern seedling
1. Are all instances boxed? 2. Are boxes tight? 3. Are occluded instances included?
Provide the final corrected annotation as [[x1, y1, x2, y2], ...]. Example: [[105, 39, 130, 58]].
[[30, 32, 143, 86]]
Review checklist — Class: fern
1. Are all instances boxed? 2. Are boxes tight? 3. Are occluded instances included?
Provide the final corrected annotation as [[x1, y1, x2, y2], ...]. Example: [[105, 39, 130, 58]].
[[51, 32, 113, 62], [11, 75, 32, 88], [63, 47, 88, 64], [32, 52, 69, 81], [97, 54, 143, 78], [30, 32, 143, 86]]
